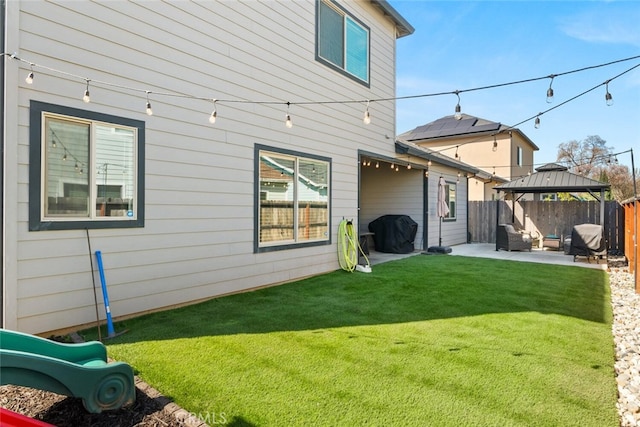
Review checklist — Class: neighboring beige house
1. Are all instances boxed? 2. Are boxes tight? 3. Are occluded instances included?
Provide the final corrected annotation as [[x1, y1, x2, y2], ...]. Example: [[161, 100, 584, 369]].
[[398, 114, 539, 200], [1, 0, 418, 334]]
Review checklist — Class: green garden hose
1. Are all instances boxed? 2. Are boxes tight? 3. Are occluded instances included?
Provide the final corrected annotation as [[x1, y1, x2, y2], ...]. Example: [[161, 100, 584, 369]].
[[338, 219, 369, 272]]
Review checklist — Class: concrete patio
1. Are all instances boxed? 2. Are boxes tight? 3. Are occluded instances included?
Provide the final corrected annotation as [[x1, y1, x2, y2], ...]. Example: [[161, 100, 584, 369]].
[[365, 243, 607, 270]]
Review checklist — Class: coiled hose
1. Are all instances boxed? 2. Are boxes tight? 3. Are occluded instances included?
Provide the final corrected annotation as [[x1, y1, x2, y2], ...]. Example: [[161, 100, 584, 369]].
[[338, 219, 369, 272]]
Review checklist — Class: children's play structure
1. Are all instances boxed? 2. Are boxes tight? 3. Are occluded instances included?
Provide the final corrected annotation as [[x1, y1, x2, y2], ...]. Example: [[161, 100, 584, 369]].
[[0, 329, 135, 414]]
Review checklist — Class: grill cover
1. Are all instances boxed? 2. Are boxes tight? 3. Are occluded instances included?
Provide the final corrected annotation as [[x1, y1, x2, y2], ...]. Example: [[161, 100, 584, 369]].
[[368, 215, 418, 254], [568, 224, 606, 257]]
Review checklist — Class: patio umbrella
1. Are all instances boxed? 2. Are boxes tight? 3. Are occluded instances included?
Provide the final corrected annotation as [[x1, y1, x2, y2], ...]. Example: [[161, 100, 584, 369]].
[[436, 176, 449, 246]]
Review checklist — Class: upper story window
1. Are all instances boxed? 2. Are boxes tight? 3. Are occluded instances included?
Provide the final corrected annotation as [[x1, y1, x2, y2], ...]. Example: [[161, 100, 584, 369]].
[[29, 101, 145, 231], [316, 0, 370, 86], [516, 146, 523, 167], [255, 144, 331, 252]]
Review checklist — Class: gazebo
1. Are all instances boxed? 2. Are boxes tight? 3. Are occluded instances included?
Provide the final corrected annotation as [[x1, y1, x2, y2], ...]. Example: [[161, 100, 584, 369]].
[[493, 163, 611, 250]]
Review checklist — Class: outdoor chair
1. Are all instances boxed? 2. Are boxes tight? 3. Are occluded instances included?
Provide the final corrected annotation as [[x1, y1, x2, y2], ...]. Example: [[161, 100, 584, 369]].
[[496, 224, 533, 252]]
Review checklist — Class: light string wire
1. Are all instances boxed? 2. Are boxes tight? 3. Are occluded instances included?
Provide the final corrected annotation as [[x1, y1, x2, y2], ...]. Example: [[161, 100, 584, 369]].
[[4, 51, 639, 174], [4, 52, 639, 108], [395, 61, 640, 174]]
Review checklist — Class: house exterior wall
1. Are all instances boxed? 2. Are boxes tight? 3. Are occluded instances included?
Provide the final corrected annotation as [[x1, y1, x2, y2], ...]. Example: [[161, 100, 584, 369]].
[[413, 131, 536, 201], [359, 164, 424, 250], [3, 0, 406, 334], [426, 167, 468, 248]]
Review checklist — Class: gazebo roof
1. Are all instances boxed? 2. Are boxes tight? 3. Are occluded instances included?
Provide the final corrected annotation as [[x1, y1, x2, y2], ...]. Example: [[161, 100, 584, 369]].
[[494, 162, 610, 194]]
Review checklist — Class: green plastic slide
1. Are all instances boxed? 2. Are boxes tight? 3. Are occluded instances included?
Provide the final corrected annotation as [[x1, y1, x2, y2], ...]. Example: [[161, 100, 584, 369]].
[[0, 329, 135, 413]]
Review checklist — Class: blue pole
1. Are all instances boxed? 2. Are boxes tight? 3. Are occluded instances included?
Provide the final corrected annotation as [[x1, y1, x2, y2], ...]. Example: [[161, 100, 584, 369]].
[[95, 250, 116, 337]]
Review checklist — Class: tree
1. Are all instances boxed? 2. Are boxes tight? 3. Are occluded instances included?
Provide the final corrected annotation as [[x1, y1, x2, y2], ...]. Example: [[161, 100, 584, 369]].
[[557, 135, 636, 202]]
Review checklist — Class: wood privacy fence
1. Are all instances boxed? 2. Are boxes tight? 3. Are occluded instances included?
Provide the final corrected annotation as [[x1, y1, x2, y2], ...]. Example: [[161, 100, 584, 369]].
[[260, 201, 328, 242], [622, 199, 638, 291], [468, 200, 625, 252]]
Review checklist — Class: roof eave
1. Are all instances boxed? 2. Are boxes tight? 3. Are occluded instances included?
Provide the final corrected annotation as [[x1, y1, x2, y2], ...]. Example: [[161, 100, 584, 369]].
[[369, 0, 415, 38]]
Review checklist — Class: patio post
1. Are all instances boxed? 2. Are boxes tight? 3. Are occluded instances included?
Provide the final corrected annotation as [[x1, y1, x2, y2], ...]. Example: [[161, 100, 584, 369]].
[[495, 195, 500, 251]]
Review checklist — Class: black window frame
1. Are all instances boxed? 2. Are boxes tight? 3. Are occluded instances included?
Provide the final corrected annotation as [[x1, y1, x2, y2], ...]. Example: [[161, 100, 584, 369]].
[[29, 100, 145, 231], [254, 144, 332, 253], [443, 181, 457, 222], [315, 0, 371, 87]]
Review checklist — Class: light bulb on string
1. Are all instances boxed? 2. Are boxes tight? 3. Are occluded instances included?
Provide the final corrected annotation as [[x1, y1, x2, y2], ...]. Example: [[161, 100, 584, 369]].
[[605, 81, 614, 106], [52, 139, 57, 149], [83, 79, 91, 103], [492, 136, 498, 152], [390, 163, 394, 169], [145, 91, 153, 116], [546, 75, 555, 103], [363, 100, 371, 124], [25, 64, 34, 84], [454, 146, 459, 159], [407, 155, 411, 169], [427, 159, 432, 167], [534, 114, 541, 129], [375, 161, 379, 168], [209, 99, 217, 124], [454, 91, 462, 120], [285, 102, 292, 128], [424, 169, 429, 178]]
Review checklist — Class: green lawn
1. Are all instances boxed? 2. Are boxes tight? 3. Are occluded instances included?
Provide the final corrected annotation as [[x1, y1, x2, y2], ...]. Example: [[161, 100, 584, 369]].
[[90, 255, 617, 426]]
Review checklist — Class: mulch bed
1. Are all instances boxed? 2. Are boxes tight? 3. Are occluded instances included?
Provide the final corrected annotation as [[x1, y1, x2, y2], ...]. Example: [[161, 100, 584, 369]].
[[0, 380, 204, 427]]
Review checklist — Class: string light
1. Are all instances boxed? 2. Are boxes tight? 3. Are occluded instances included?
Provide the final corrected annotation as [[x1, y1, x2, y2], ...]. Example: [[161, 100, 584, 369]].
[[82, 79, 90, 103], [5, 52, 639, 133], [25, 63, 34, 84], [285, 102, 292, 128], [145, 91, 153, 116], [546, 74, 555, 103], [209, 99, 217, 124], [454, 146, 459, 159], [454, 90, 462, 120], [424, 169, 429, 177], [375, 161, 379, 168], [534, 114, 541, 129], [492, 136, 498, 152], [363, 100, 371, 124], [604, 81, 614, 106]]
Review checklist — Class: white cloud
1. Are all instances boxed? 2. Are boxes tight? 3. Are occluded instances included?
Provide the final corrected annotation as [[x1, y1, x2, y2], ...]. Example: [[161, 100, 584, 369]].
[[561, 6, 640, 47]]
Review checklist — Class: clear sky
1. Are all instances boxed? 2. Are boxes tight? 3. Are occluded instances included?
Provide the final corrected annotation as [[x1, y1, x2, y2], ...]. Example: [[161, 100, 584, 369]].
[[389, 0, 640, 171]]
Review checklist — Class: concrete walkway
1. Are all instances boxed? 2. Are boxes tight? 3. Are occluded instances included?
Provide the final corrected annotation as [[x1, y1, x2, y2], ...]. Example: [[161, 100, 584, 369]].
[[366, 243, 607, 270]]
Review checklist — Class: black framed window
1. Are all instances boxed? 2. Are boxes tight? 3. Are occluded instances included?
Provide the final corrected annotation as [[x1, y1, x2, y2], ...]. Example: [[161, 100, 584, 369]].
[[255, 144, 331, 252], [29, 101, 145, 231], [316, 0, 370, 86], [444, 182, 456, 221]]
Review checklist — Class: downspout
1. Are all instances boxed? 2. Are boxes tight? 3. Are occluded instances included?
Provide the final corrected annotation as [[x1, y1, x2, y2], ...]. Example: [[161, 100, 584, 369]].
[[1, 0, 6, 327]]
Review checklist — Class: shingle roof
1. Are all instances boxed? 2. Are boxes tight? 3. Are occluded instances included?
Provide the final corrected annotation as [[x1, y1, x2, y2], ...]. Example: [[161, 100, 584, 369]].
[[398, 114, 540, 151], [399, 114, 501, 140]]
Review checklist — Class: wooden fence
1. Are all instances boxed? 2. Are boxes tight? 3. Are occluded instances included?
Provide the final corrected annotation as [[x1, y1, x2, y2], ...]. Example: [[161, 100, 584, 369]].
[[469, 200, 625, 252], [260, 201, 328, 242], [622, 199, 638, 291]]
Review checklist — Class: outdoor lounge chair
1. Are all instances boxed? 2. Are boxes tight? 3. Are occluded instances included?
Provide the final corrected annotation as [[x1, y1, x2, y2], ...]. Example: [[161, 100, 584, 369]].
[[496, 224, 533, 252]]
